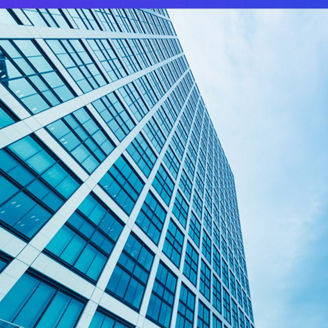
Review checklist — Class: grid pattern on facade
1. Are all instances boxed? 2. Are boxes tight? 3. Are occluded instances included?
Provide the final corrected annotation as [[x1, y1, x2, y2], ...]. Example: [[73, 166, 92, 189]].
[[0, 8, 255, 328]]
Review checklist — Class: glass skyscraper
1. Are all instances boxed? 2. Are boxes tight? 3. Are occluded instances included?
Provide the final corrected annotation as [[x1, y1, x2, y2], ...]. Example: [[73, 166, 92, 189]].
[[0, 8, 255, 328]]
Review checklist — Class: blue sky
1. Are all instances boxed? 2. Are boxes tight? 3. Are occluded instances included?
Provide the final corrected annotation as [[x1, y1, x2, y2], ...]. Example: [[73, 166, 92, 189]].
[[169, 9, 328, 328]]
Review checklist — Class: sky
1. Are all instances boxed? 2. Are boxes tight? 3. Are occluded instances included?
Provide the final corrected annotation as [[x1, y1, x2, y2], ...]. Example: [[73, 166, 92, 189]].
[[169, 9, 328, 328]]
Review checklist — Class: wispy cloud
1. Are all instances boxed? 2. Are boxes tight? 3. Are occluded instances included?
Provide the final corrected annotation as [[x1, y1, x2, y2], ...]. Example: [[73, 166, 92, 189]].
[[169, 9, 328, 328]]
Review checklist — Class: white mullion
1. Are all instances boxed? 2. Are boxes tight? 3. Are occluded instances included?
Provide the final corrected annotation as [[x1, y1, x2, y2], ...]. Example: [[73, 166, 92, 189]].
[[0, 227, 26, 261], [0, 68, 190, 304], [0, 54, 185, 150], [76, 82, 197, 328]]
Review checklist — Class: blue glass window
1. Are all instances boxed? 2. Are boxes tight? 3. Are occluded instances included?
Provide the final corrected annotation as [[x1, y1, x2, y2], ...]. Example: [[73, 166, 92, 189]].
[[146, 262, 177, 328], [237, 281, 243, 306], [171, 133, 185, 161], [152, 165, 174, 206], [213, 224, 220, 249], [63, 9, 101, 31], [243, 291, 249, 316], [89, 307, 134, 328], [203, 209, 212, 235], [0, 271, 85, 328], [172, 191, 189, 228], [222, 259, 229, 288], [127, 132, 157, 177], [45, 193, 123, 282], [0, 259, 7, 273], [202, 230, 211, 264], [192, 191, 202, 220], [8, 136, 80, 198], [15, 9, 70, 28], [119, 82, 148, 122], [240, 270, 246, 290], [197, 301, 210, 328], [213, 315, 222, 328], [127, 39, 151, 69], [107, 233, 154, 310], [221, 237, 228, 260], [248, 298, 254, 323], [213, 246, 221, 277], [0, 100, 16, 129], [92, 92, 135, 141], [111, 39, 141, 74], [229, 248, 234, 268], [143, 118, 166, 154], [183, 242, 198, 286], [163, 146, 180, 180], [179, 170, 192, 201], [0, 39, 74, 114], [46, 39, 107, 93], [0, 174, 52, 240], [205, 190, 212, 213], [195, 173, 204, 197], [135, 191, 166, 245], [176, 122, 188, 146], [0, 136, 80, 239], [184, 154, 195, 180], [135, 74, 158, 109], [163, 219, 184, 268], [223, 287, 231, 323], [200, 260, 211, 301], [189, 212, 201, 247], [232, 299, 238, 328], [87, 39, 126, 81], [99, 156, 144, 215], [163, 98, 178, 123], [213, 274, 222, 313], [47, 107, 115, 173], [0, 252, 11, 273], [230, 270, 237, 298], [176, 283, 195, 328], [239, 308, 245, 328], [155, 105, 173, 137]]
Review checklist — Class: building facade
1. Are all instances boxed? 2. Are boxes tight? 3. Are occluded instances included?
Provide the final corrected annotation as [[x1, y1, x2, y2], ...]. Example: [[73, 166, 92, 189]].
[[0, 8, 255, 328]]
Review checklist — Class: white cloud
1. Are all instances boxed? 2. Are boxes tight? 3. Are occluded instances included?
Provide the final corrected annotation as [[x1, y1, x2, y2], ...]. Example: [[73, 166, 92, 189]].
[[169, 9, 328, 328]]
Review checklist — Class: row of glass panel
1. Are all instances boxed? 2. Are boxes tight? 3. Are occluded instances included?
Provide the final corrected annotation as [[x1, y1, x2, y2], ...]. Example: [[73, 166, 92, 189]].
[[0, 244, 254, 328], [0, 37, 185, 117], [0, 9, 176, 36]]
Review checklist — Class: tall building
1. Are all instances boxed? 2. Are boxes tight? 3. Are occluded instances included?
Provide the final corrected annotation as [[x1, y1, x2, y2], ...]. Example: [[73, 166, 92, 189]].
[[0, 8, 255, 328]]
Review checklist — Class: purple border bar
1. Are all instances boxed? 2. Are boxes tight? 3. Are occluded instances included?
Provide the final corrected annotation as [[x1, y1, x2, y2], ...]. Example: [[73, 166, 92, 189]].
[[1, 0, 328, 8]]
